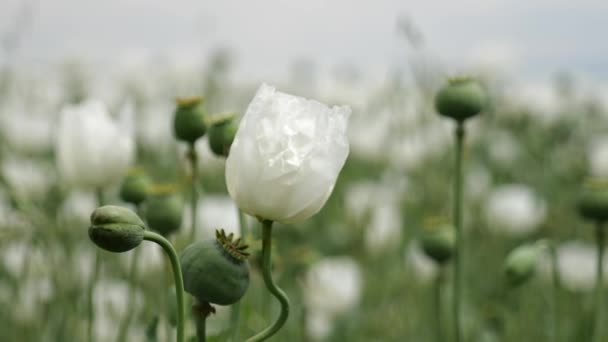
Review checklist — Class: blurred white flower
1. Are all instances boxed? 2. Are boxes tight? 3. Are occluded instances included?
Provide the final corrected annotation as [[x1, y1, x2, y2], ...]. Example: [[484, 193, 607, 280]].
[[465, 164, 492, 201], [0, 106, 54, 154], [138, 100, 176, 154], [487, 131, 520, 167], [306, 311, 333, 341], [55, 99, 135, 188], [59, 190, 98, 228], [404, 241, 438, 284], [539, 241, 608, 292], [303, 257, 362, 317], [1, 156, 55, 201], [485, 184, 546, 236], [587, 136, 608, 177], [2, 241, 29, 277], [389, 121, 452, 171], [364, 204, 402, 255], [226, 84, 351, 224], [507, 82, 561, 124], [344, 181, 402, 222]]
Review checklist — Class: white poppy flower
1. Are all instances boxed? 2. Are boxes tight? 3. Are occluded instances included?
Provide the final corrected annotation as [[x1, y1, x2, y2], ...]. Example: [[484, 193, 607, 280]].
[[55, 99, 135, 188], [485, 184, 546, 236], [1, 156, 55, 201], [226, 84, 350, 224]]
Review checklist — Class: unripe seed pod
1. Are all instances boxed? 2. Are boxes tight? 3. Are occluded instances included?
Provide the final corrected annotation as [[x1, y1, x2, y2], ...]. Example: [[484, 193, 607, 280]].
[[180, 229, 250, 305], [577, 179, 608, 223], [119, 168, 152, 205], [504, 244, 539, 287], [89, 205, 145, 253], [208, 113, 238, 158], [173, 97, 207, 144], [435, 77, 486, 122], [145, 185, 184, 237], [420, 225, 455, 265]]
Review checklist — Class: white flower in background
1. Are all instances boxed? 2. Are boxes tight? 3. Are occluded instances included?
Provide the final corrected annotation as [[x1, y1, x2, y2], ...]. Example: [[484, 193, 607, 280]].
[[94, 280, 143, 341], [404, 241, 438, 284], [0, 106, 54, 154], [485, 184, 546, 236], [465, 164, 492, 201], [487, 131, 520, 167], [539, 241, 608, 292], [389, 121, 452, 171], [183, 195, 239, 239], [507, 82, 561, 124], [2, 241, 30, 277], [55, 99, 135, 188], [226, 84, 351, 224], [587, 136, 608, 177], [344, 181, 403, 222], [138, 100, 177, 154], [364, 203, 402, 255], [1, 156, 55, 200], [303, 257, 362, 340], [59, 190, 98, 228], [306, 311, 333, 341]]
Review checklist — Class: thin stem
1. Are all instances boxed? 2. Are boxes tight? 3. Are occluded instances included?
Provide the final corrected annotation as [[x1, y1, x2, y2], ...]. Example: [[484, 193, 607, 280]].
[[246, 220, 290, 342], [231, 209, 249, 342], [143, 231, 186, 342], [116, 247, 141, 342], [549, 243, 560, 342], [434, 268, 445, 342], [188, 142, 199, 242], [452, 122, 465, 342], [593, 222, 605, 342], [193, 300, 214, 342], [195, 312, 206, 342], [87, 251, 101, 342]]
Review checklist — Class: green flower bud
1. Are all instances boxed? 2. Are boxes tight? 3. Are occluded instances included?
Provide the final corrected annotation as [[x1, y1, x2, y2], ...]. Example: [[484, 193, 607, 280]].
[[504, 244, 539, 287], [173, 97, 207, 144], [89, 205, 145, 253], [208, 113, 238, 158], [180, 229, 250, 305], [119, 168, 152, 205], [577, 179, 608, 223], [145, 185, 184, 237], [420, 225, 455, 265], [435, 77, 486, 122]]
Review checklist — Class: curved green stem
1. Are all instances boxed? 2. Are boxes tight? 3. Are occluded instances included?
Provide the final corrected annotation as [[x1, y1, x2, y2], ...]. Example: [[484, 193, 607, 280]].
[[188, 142, 199, 242], [230, 209, 249, 341], [246, 220, 290, 342], [593, 222, 605, 342], [143, 231, 185, 342], [452, 122, 465, 342]]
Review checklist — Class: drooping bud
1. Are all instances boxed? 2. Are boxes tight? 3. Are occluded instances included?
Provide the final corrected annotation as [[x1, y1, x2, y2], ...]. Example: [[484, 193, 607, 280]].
[[420, 224, 455, 265], [577, 178, 608, 223], [504, 244, 540, 287], [119, 168, 152, 205], [89, 205, 145, 252], [180, 229, 250, 305], [207, 113, 238, 157], [145, 184, 184, 237], [435, 76, 486, 122], [173, 97, 207, 144]]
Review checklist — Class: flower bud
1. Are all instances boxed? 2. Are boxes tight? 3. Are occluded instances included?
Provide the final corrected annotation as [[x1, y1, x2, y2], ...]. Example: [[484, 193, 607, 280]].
[[577, 179, 608, 223], [119, 168, 152, 205], [89, 205, 145, 253], [420, 224, 455, 265], [180, 229, 250, 305], [208, 113, 238, 157], [504, 244, 540, 287], [435, 77, 486, 122], [145, 185, 184, 236], [173, 97, 207, 144]]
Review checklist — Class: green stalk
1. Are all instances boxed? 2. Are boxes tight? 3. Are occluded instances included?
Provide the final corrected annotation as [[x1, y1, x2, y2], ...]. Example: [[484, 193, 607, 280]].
[[193, 300, 214, 342], [452, 122, 465, 342], [188, 142, 199, 242], [549, 243, 560, 342], [87, 189, 105, 342], [143, 231, 186, 342], [230, 209, 249, 341], [116, 247, 141, 342], [194, 312, 206, 342], [434, 268, 445, 342], [246, 220, 290, 342], [593, 222, 605, 342]]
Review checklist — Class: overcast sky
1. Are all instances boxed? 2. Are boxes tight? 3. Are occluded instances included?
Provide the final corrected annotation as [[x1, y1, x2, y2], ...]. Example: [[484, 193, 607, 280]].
[[1, 0, 608, 82]]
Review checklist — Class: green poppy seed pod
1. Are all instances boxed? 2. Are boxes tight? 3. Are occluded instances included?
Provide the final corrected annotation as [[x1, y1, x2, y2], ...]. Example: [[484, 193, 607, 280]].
[[145, 185, 184, 236], [180, 229, 250, 305], [208, 114, 238, 157], [173, 97, 207, 144], [420, 225, 455, 265], [577, 179, 608, 223], [89, 205, 145, 253], [504, 244, 539, 287], [119, 169, 152, 205], [435, 77, 486, 122]]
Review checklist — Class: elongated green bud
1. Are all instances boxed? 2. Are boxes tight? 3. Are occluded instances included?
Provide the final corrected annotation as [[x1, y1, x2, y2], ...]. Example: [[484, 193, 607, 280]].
[[119, 168, 152, 205], [577, 178, 608, 223], [89, 205, 146, 252], [173, 97, 207, 144], [435, 76, 486, 122], [180, 229, 250, 305], [504, 244, 540, 287]]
